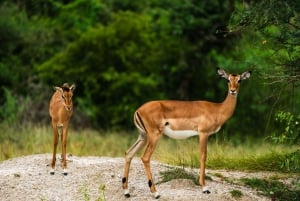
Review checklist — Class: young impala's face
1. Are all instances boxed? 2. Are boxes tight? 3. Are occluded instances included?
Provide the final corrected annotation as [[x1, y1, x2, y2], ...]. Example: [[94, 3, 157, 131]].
[[62, 89, 73, 110], [55, 84, 76, 111]]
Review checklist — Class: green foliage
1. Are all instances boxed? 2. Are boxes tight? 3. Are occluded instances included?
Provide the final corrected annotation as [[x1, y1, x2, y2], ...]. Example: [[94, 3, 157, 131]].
[[272, 111, 300, 144], [1, 0, 299, 138], [37, 11, 166, 127], [228, 0, 300, 136], [281, 150, 300, 173], [241, 177, 300, 201], [0, 2, 31, 96], [33, 0, 244, 130], [270, 111, 300, 172], [0, 88, 24, 124]]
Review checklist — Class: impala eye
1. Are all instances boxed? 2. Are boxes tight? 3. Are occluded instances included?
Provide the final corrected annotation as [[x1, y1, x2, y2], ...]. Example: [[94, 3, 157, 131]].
[[62, 93, 67, 99], [238, 79, 241, 83]]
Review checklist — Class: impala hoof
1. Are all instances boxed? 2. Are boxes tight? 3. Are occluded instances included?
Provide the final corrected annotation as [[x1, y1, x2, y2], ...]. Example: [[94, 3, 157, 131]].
[[124, 189, 130, 198], [154, 192, 160, 199], [202, 186, 211, 194], [63, 169, 68, 176], [50, 169, 55, 175]]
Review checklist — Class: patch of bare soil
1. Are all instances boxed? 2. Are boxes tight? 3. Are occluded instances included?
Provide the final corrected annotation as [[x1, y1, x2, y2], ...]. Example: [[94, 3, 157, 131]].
[[0, 154, 275, 201]]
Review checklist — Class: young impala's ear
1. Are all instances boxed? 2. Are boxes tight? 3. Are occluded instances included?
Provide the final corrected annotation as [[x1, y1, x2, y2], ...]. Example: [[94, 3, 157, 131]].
[[70, 83, 76, 92], [240, 71, 251, 81], [54, 86, 63, 93], [217, 67, 229, 80]]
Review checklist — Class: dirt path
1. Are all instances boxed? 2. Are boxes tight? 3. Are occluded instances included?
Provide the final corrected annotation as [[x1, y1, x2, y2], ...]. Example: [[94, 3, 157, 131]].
[[0, 154, 272, 201]]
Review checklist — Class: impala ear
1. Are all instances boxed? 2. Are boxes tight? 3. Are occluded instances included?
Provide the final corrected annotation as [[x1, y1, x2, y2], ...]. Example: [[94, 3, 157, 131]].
[[70, 83, 76, 92], [217, 67, 229, 80], [62, 83, 69, 88], [240, 71, 251, 81], [54, 86, 63, 93]]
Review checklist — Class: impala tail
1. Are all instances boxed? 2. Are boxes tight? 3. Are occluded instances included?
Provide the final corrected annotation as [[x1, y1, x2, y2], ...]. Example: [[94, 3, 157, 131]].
[[133, 112, 147, 134]]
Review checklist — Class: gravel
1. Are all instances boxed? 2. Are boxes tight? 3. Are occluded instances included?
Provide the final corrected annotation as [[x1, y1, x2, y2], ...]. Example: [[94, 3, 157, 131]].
[[0, 154, 271, 201]]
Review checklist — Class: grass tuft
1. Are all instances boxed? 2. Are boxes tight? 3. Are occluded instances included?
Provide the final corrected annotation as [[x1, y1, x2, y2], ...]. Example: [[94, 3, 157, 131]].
[[159, 167, 213, 185], [229, 189, 243, 198], [159, 167, 200, 185]]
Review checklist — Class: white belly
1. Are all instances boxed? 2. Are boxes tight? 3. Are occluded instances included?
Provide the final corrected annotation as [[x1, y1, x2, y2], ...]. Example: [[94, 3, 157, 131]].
[[163, 124, 198, 140]]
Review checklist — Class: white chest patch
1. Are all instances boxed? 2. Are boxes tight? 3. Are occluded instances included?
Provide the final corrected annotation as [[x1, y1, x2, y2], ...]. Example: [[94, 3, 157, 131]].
[[163, 123, 198, 140]]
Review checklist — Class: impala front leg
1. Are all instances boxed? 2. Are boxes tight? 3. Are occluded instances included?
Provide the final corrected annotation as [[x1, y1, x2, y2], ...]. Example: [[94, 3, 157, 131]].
[[199, 133, 210, 194], [61, 125, 68, 175], [50, 123, 58, 175]]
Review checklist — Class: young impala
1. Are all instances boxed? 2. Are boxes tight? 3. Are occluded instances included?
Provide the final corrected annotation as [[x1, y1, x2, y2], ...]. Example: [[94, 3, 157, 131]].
[[122, 68, 251, 198], [49, 83, 75, 175]]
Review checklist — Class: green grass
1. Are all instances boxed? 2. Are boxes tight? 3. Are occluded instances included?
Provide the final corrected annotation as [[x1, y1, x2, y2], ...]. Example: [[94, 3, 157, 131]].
[[0, 124, 134, 161], [154, 135, 299, 172], [2, 124, 299, 200], [158, 166, 300, 200], [0, 124, 299, 174], [241, 177, 300, 201]]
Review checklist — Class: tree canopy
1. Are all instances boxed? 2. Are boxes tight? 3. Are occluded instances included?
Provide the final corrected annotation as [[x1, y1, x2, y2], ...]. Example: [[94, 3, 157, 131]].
[[0, 0, 299, 140]]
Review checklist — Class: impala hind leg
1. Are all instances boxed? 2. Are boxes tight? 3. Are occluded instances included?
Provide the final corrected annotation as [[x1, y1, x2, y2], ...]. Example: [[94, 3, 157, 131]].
[[123, 133, 146, 198], [141, 135, 161, 199], [50, 124, 59, 175]]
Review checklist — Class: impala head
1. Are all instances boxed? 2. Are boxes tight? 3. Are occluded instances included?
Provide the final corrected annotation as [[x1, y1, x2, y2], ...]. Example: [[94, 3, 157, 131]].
[[54, 83, 76, 111], [217, 68, 251, 96]]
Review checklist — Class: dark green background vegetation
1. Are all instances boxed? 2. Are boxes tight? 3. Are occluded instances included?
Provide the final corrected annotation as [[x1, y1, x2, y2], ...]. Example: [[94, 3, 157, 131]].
[[0, 0, 299, 143]]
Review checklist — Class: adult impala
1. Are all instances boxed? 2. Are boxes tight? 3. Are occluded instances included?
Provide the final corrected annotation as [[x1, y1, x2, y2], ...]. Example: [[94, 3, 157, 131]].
[[122, 68, 251, 198], [49, 83, 75, 175]]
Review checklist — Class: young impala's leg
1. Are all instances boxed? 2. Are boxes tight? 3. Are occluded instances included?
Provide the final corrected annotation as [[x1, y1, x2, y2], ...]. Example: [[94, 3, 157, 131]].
[[57, 124, 63, 158], [50, 123, 59, 175], [60, 124, 68, 175], [199, 133, 210, 194], [123, 132, 147, 197], [141, 132, 161, 199]]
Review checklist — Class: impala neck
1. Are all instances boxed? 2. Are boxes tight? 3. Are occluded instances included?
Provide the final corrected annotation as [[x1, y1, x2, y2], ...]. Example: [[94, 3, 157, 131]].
[[219, 91, 238, 123]]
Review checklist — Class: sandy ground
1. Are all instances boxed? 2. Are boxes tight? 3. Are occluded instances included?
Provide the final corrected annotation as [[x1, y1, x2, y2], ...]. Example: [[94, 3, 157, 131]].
[[0, 154, 274, 201]]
